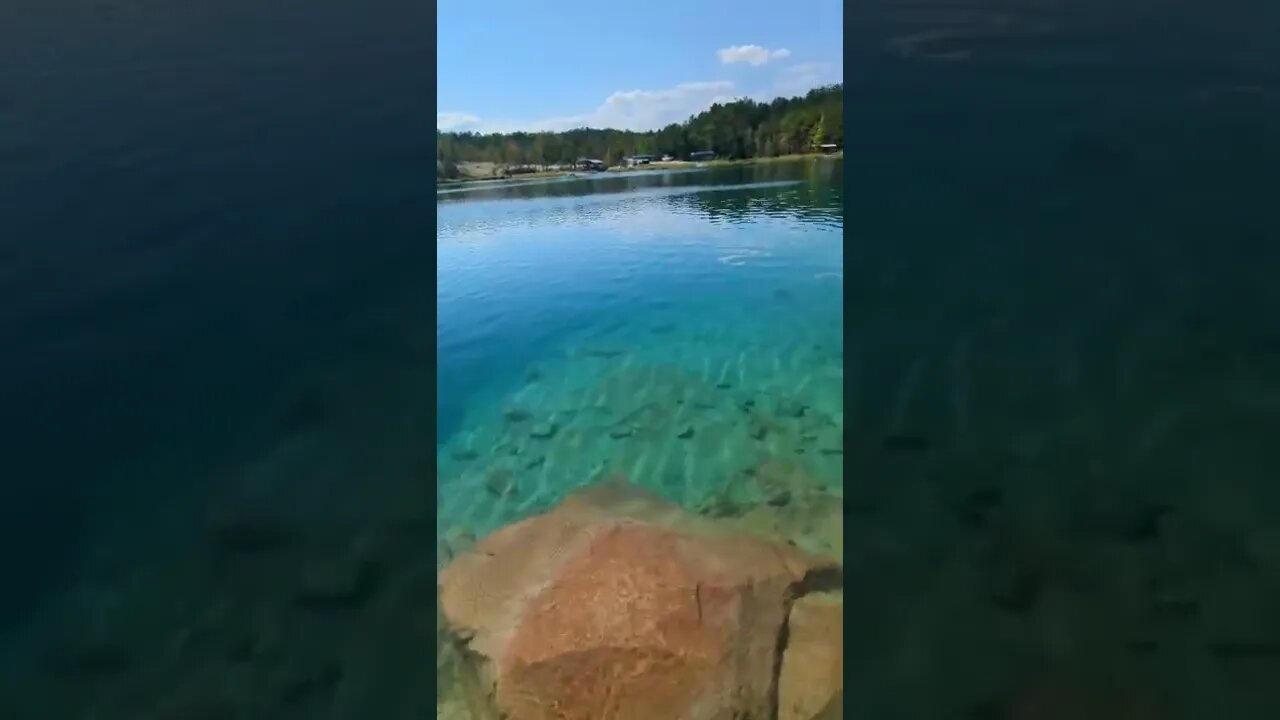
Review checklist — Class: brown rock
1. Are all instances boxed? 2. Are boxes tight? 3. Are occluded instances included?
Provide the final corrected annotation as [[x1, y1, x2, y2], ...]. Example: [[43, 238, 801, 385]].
[[438, 477, 838, 720], [778, 592, 844, 720]]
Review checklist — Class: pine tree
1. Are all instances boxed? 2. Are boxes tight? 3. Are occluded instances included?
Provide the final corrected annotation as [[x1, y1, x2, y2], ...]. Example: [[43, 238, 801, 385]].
[[809, 114, 826, 150]]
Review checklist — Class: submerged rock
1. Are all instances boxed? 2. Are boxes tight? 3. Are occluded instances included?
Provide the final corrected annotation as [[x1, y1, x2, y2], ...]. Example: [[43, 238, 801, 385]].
[[438, 478, 839, 720], [748, 415, 770, 440], [529, 422, 558, 440], [484, 467, 518, 497], [676, 424, 695, 439], [775, 397, 807, 418], [502, 407, 532, 423]]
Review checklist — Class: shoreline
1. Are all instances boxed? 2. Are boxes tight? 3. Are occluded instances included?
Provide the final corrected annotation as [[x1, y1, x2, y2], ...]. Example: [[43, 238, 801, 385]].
[[606, 152, 843, 173], [437, 170, 573, 186], [437, 152, 844, 187]]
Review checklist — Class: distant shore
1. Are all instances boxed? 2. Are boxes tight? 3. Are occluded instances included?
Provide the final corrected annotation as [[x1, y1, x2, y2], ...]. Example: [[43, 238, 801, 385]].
[[606, 152, 843, 173], [437, 152, 842, 186]]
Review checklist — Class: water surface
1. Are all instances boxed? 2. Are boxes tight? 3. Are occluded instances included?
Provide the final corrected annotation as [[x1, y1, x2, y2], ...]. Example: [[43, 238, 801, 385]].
[[436, 161, 844, 538]]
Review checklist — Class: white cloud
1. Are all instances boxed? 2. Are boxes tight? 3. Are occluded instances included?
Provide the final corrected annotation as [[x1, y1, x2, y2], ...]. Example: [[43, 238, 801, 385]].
[[716, 45, 792, 66], [438, 80, 738, 133], [773, 62, 842, 96], [436, 112, 481, 131]]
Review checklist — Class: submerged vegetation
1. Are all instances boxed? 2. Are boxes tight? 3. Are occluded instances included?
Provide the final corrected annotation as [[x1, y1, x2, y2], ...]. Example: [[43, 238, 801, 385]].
[[436, 84, 843, 179]]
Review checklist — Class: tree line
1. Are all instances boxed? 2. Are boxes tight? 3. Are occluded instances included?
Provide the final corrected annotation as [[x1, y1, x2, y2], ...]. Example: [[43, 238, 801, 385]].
[[437, 84, 842, 178]]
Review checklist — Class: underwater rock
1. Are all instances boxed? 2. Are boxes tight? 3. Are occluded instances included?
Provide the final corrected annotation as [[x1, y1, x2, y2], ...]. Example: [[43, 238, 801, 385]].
[[751, 460, 819, 509], [775, 397, 807, 418], [814, 427, 842, 455], [485, 467, 518, 497], [445, 526, 477, 556], [766, 489, 792, 507], [689, 391, 719, 410], [529, 422, 558, 439], [609, 426, 634, 439], [524, 368, 543, 383], [778, 592, 843, 720], [696, 492, 748, 518], [748, 415, 770, 440], [503, 407, 532, 423], [450, 448, 479, 462], [677, 424, 695, 439], [438, 477, 838, 720]]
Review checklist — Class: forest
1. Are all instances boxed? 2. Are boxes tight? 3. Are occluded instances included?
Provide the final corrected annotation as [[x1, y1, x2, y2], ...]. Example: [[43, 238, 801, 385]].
[[437, 84, 842, 178]]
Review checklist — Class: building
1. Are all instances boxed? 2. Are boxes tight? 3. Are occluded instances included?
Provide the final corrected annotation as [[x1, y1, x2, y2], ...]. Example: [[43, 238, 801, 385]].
[[574, 158, 606, 171], [623, 154, 655, 167], [690, 150, 716, 161], [817, 143, 840, 154]]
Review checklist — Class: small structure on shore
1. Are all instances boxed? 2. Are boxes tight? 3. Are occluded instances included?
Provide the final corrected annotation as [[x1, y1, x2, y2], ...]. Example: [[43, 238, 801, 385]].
[[623, 154, 654, 167], [690, 150, 716, 161], [817, 143, 840, 154], [574, 157, 606, 171]]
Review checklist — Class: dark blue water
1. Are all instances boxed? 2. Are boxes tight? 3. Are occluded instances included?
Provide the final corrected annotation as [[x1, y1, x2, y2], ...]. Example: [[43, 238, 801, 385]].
[[1, 2, 429, 716], [841, 2, 1280, 718]]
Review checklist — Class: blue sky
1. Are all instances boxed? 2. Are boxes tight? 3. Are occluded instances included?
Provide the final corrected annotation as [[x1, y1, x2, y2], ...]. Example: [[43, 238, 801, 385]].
[[437, 0, 843, 133]]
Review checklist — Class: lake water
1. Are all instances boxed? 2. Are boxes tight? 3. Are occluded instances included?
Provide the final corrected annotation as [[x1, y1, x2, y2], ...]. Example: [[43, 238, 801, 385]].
[[436, 164, 844, 540]]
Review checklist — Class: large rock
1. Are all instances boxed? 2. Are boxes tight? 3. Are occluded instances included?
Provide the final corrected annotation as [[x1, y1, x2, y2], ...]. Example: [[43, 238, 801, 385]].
[[438, 477, 840, 720], [778, 591, 844, 720]]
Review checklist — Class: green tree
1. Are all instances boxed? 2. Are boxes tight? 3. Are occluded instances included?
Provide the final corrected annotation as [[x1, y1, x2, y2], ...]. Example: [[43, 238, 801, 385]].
[[437, 84, 843, 165], [810, 114, 826, 149]]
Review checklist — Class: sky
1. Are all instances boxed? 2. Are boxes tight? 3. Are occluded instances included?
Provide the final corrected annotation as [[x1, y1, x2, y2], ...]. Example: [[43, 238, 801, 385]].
[[437, 0, 843, 134]]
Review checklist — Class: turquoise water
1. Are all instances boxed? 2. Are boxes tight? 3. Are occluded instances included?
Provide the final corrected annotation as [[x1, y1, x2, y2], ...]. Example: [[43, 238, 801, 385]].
[[436, 162, 844, 541]]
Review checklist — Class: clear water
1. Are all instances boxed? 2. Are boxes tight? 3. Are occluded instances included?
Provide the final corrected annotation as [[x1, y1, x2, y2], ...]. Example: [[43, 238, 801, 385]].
[[436, 162, 844, 540]]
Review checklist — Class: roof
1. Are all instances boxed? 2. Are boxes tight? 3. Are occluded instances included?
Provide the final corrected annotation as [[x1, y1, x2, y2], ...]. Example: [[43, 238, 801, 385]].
[[818, 143, 839, 148]]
